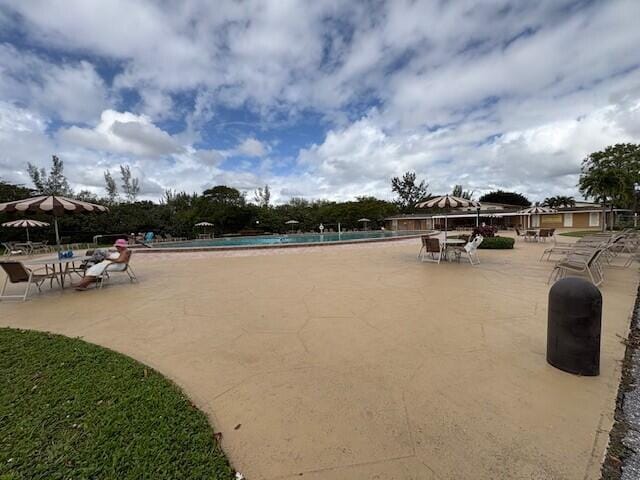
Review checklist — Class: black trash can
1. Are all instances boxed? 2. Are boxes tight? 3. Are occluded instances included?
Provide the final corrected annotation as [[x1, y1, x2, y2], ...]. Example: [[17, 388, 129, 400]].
[[547, 277, 602, 376]]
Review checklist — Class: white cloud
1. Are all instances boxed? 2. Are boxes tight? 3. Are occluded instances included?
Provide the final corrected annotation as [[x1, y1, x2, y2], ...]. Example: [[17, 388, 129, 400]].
[[59, 110, 183, 156], [233, 138, 269, 157], [0, 44, 108, 123], [0, 0, 639, 204]]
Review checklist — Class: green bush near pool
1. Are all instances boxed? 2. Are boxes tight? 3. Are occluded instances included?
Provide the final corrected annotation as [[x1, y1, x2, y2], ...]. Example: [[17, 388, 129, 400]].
[[478, 236, 515, 249], [0, 328, 234, 480]]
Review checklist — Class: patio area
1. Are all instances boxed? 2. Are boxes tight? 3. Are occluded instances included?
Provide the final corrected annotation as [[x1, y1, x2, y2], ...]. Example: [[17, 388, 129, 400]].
[[1, 234, 638, 479]]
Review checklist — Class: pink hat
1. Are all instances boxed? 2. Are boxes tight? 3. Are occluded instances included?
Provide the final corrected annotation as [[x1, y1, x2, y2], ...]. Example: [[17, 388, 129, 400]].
[[114, 239, 128, 248]]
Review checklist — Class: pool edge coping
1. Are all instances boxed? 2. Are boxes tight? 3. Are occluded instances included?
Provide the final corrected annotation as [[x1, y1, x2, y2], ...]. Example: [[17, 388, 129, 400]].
[[131, 232, 429, 253]]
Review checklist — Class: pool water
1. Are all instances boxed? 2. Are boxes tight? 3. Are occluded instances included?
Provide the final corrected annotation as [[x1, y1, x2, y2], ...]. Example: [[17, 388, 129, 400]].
[[155, 230, 423, 248]]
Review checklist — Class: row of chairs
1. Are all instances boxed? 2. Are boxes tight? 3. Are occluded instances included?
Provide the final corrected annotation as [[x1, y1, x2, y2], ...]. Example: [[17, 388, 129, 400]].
[[515, 228, 555, 242], [546, 230, 638, 286], [418, 235, 483, 265], [2, 241, 98, 256]]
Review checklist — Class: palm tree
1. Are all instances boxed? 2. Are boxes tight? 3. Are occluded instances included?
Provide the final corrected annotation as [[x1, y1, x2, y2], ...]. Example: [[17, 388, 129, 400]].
[[543, 195, 575, 208]]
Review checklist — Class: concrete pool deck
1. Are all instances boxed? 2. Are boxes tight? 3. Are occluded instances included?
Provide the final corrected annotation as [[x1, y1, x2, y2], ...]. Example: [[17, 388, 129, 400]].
[[1, 234, 638, 479]]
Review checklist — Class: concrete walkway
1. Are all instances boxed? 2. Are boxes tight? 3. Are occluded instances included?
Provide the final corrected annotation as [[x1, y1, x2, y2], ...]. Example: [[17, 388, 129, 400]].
[[1, 236, 637, 479]]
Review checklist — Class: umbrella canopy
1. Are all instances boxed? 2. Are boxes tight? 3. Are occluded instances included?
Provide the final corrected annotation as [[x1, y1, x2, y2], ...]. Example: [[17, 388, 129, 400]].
[[0, 195, 109, 247], [285, 220, 299, 224], [195, 221, 214, 227], [415, 195, 480, 240], [517, 206, 557, 214], [415, 194, 479, 209], [357, 218, 371, 222], [2, 219, 50, 242], [2, 219, 50, 228]]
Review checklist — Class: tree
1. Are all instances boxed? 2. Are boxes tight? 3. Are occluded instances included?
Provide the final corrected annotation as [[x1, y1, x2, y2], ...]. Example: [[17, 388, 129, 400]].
[[543, 195, 575, 208], [203, 185, 245, 206], [120, 164, 141, 202], [27, 155, 73, 196], [75, 190, 98, 202], [253, 184, 271, 207], [479, 190, 530, 207], [391, 171, 429, 212], [0, 179, 32, 203], [104, 170, 118, 203], [452, 184, 473, 200], [579, 143, 640, 230]]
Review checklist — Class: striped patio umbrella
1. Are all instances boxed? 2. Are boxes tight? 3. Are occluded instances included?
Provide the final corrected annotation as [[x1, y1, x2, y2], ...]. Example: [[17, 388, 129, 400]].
[[517, 206, 557, 214], [2, 219, 50, 242], [0, 195, 109, 247], [415, 195, 480, 240], [285, 219, 299, 232], [194, 221, 214, 227], [517, 206, 557, 228]]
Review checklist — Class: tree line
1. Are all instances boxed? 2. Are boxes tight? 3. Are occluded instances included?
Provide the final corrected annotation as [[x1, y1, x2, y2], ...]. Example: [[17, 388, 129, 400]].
[[1, 143, 638, 242]]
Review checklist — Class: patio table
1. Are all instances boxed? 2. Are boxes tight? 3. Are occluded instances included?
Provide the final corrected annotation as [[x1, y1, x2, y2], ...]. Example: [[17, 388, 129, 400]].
[[26, 256, 92, 288], [443, 239, 466, 261]]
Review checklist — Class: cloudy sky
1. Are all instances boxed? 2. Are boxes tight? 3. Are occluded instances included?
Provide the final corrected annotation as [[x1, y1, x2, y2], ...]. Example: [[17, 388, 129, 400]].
[[0, 0, 639, 203]]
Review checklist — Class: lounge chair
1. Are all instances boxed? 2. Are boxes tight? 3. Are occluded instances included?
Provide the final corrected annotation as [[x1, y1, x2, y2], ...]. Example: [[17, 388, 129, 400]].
[[548, 248, 604, 286], [0, 261, 59, 301]]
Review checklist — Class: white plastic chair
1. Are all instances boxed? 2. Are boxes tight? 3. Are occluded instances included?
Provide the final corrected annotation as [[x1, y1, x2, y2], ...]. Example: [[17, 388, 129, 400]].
[[463, 235, 483, 265]]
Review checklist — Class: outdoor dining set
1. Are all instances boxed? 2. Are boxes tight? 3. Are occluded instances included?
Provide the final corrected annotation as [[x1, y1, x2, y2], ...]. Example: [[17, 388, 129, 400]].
[[418, 234, 483, 265], [515, 227, 555, 242]]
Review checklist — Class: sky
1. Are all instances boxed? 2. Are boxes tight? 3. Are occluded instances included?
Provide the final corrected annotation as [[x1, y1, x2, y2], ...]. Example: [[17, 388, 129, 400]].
[[0, 0, 639, 204]]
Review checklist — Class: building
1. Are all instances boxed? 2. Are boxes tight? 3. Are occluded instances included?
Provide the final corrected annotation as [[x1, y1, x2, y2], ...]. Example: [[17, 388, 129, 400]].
[[384, 202, 630, 231]]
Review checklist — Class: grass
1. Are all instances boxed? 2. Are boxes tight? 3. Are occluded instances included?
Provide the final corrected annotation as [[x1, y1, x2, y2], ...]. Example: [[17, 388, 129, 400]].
[[0, 328, 234, 480], [559, 230, 602, 238]]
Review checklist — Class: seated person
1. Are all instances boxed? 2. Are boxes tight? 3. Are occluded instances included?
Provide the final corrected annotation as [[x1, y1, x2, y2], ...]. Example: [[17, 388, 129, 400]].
[[74, 239, 131, 291]]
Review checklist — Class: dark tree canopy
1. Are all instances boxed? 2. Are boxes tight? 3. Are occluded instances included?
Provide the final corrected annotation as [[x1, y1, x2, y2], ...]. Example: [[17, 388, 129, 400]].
[[203, 185, 246, 206], [479, 190, 531, 207], [579, 143, 640, 209], [0, 180, 32, 203], [543, 195, 575, 208]]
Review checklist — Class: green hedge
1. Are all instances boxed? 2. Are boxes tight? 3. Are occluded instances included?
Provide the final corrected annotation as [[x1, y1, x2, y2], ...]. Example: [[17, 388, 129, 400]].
[[478, 236, 514, 249]]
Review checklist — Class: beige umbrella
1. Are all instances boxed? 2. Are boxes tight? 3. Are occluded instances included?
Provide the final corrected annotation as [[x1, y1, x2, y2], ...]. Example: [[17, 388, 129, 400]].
[[0, 195, 109, 248], [517, 206, 557, 228], [415, 195, 480, 241], [285, 219, 299, 233], [2, 219, 50, 242]]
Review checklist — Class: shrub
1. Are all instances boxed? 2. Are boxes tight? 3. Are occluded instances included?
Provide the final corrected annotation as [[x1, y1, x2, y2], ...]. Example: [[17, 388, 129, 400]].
[[472, 225, 498, 238], [478, 236, 514, 249]]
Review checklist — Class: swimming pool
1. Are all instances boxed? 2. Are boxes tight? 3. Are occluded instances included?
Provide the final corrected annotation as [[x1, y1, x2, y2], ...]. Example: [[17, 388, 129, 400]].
[[151, 230, 425, 250]]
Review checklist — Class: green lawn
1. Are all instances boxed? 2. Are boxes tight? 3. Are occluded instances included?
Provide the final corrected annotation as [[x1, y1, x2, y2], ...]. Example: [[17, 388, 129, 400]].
[[559, 230, 602, 238], [0, 328, 234, 480]]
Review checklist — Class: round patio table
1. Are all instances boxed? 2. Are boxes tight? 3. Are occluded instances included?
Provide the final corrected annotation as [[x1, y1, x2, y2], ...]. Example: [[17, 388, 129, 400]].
[[26, 256, 92, 288], [443, 239, 466, 261]]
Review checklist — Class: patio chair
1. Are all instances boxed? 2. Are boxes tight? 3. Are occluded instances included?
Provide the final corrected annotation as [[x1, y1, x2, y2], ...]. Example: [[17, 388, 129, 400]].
[[462, 235, 483, 265], [514, 228, 527, 241], [419, 237, 443, 264], [2, 242, 24, 256], [65, 250, 96, 279], [538, 229, 553, 242], [547, 248, 604, 286], [0, 261, 58, 301], [96, 258, 138, 289]]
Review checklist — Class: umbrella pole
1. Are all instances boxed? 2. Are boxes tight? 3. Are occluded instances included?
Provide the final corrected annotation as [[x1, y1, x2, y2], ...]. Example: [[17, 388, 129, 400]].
[[26, 227, 30, 242], [54, 217, 61, 249], [444, 215, 448, 241]]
